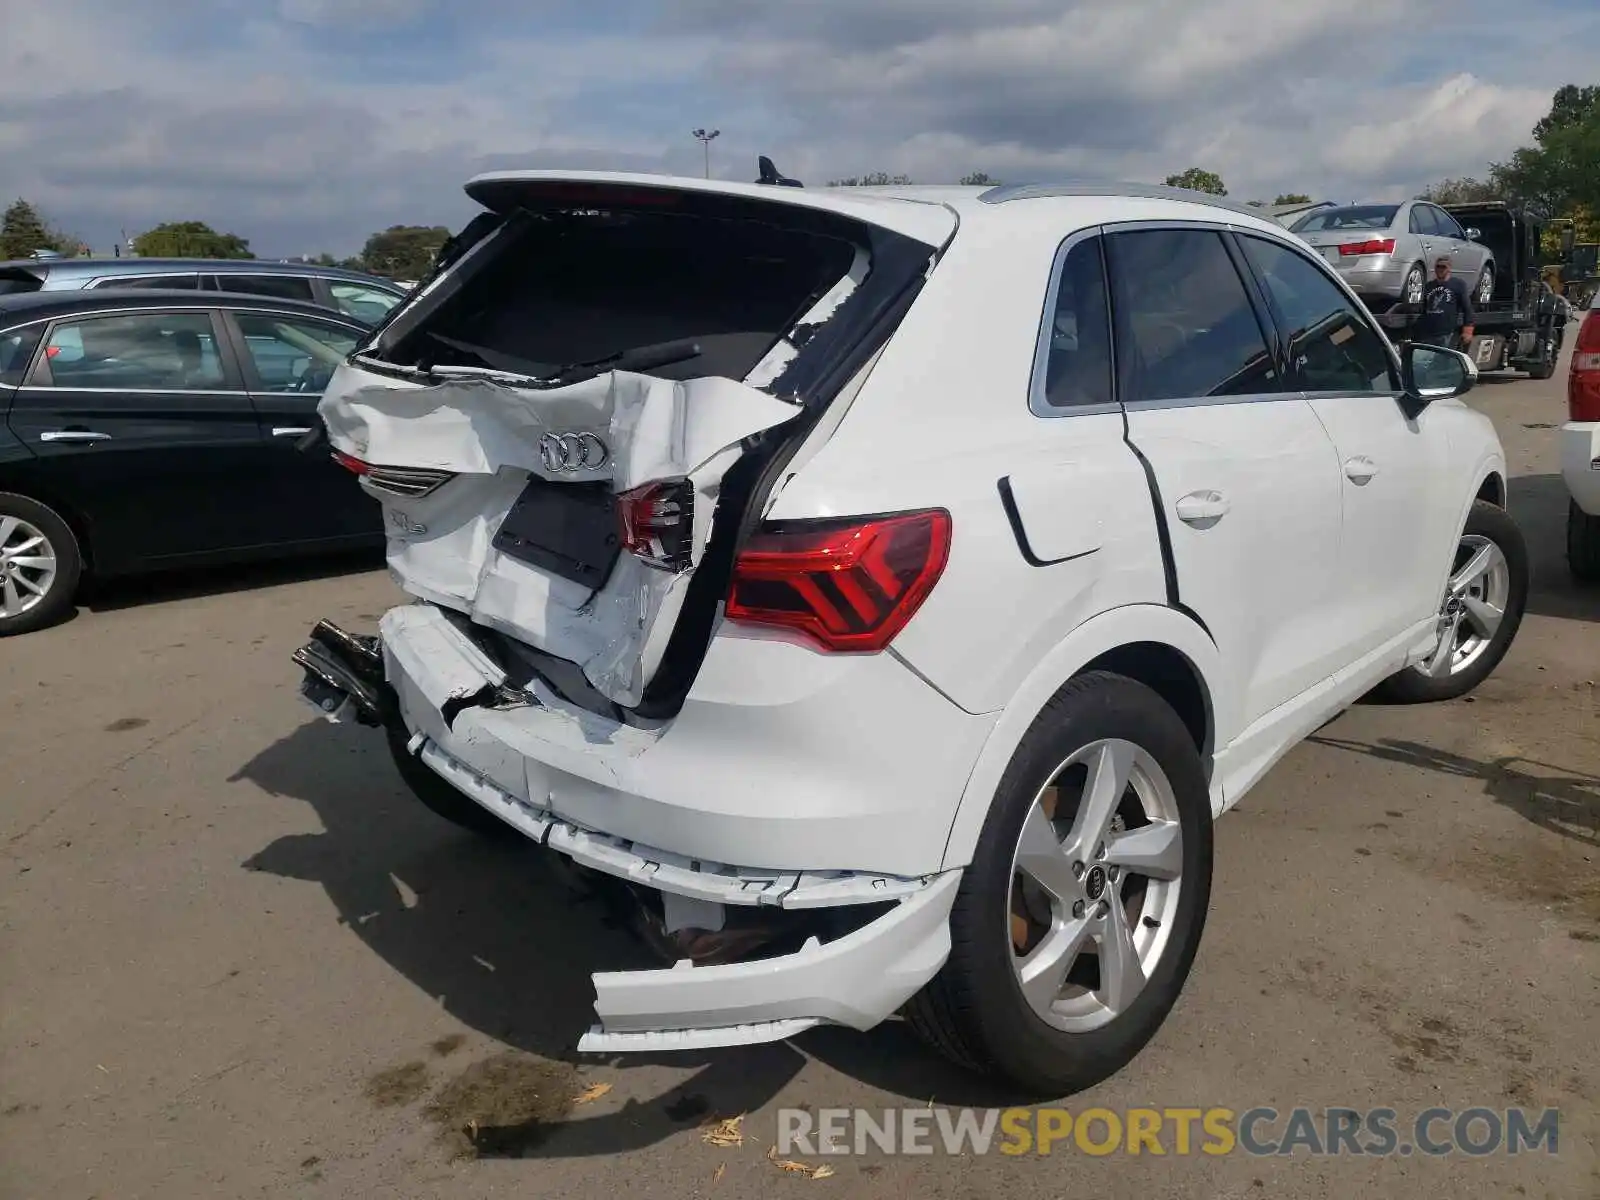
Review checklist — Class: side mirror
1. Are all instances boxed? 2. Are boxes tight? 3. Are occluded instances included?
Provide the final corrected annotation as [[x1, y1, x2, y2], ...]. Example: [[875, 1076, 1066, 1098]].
[[1400, 341, 1476, 418], [1464, 227, 1481, 242]]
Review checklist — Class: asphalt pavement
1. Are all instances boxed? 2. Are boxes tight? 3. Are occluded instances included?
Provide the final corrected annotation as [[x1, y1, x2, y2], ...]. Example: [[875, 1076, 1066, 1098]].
[[1, 353, 1595, 1199]]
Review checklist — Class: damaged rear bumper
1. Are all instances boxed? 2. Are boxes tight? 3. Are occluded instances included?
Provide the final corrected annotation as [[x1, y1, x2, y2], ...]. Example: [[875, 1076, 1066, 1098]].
[[291, 611, 976, 1052]]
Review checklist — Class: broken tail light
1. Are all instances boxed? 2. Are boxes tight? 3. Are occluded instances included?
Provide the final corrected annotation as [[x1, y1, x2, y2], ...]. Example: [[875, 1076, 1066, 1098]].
[[1570, 310, 1600, 422], [618, 479, 694, 572], [725, 509, 952, 653], [1338, 238, 1397, 257], [331, 451, 454, 499]]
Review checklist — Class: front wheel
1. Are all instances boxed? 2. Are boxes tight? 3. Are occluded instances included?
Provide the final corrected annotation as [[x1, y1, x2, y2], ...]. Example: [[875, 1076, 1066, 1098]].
[[1374, 500, 1529, 703], [0, 493, 82, 637], [904, 671, 1213, 1096], [1569, 499, 1600, 582]]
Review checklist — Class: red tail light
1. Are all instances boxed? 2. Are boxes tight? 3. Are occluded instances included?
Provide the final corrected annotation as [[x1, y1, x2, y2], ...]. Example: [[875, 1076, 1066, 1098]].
[[618, 479, 693, 572], [1571, 311, 1600, 422], [331, 449, 371, 476], [725, 509, 952, 653], [1337, 238, 1397, 257]]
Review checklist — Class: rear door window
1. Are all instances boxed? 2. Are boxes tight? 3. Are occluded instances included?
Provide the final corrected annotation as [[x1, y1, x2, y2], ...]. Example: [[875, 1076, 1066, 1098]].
[[214, 274, 317, 302], [1106, 228, 1283, 403], [377, 208, 859, 386], [235, 313, 360, 392]]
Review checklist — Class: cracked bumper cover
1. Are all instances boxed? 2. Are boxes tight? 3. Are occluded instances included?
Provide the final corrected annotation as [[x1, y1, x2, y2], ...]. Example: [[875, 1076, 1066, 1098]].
[[314, 603, 990, 1051]]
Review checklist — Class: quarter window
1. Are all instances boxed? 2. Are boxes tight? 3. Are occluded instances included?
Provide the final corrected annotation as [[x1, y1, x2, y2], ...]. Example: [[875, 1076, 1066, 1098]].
[[1239, 235, 1397, 393], [0, 326, 42, 386], [1037, 237, 1114, 409], [1106, 229, 1281, 403], [329, 281, 402, 324], [214, 274, 317, 302], [39, 312, 225, 389], [236, 313, 359, 392]]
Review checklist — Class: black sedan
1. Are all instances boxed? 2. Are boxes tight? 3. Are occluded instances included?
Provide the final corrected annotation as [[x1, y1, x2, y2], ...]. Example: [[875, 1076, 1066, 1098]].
[[0, 289, 385, 635]]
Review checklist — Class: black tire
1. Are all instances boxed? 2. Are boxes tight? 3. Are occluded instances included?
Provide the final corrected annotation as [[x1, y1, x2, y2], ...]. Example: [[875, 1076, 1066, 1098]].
[[1402, 263, 1425, 307], [0, 492, 83, 637], [1374, 499, 1529, 703], [904, 671, 1213, 1097], [1569, 500, 1600, 582], [384, 721, 521, 840]]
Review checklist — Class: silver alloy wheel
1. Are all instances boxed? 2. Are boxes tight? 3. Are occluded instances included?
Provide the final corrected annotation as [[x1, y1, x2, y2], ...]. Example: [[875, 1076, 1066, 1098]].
[[1007, 738, 1184, 1033], [1405, 266, 1425, 305], [1421, 533, 1510, 678], [0, 515, 57, 620], [1477, 265, 1494, 305]]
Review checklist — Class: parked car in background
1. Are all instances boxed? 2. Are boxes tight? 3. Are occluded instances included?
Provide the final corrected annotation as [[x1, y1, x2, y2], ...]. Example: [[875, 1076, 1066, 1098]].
[[1565, 289, 1600, 579], [290, 169, 1527, 1095], [1290, 201, 1496, 309], [0, 289, 384, 635], [0, 257, 407, 325]]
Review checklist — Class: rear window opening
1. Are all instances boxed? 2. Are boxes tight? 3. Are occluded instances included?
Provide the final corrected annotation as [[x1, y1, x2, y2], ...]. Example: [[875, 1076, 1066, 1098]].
[[1293, 206, 1399, 233], [377, 207, 861, 388]]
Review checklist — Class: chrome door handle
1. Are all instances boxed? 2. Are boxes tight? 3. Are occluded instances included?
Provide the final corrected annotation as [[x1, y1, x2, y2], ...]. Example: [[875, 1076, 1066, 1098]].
[[272, 426, 313, 438], [1175, 490, 1230, 525], [39, 430, 110, 443], [1344, 456, 1379, 484]]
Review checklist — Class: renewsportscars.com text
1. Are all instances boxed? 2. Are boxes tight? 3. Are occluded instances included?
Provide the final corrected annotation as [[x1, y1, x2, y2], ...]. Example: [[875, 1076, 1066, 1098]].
[[776, 1105, 1561, 1158]]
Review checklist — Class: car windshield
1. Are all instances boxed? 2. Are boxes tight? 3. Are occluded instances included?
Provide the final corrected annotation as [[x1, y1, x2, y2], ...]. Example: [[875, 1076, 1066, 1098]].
[[1293, 206, 1400, 233]]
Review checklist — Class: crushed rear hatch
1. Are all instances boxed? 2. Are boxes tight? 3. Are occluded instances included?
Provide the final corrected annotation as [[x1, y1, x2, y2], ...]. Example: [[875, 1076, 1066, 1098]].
[[317, 173, 955, 713]]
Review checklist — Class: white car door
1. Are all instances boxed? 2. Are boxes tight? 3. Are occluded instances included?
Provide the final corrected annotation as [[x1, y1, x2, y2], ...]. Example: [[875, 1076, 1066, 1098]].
[[1108, 225, 1346, 747], [1236, 232, 1455, 666]]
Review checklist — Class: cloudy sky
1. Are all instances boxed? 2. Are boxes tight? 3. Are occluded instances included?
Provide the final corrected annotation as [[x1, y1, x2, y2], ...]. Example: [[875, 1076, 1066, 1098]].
[[2, 0, 1595, 258]]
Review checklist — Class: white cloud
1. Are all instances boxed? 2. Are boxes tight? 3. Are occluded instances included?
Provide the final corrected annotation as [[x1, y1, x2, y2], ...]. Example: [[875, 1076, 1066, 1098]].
[[0, 0, 1590, 254]]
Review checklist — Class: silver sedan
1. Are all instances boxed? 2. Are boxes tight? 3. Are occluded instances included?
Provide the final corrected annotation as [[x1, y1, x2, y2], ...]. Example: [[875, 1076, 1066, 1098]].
[[1290, 200, 1496, 309]]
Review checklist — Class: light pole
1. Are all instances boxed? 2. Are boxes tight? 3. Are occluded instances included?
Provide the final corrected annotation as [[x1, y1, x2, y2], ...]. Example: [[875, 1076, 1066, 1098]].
[[692, 128, 720, 179]]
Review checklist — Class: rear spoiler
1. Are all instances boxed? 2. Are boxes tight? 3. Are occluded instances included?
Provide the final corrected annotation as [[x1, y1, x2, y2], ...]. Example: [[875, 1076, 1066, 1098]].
[[0, 264, 45, 292]]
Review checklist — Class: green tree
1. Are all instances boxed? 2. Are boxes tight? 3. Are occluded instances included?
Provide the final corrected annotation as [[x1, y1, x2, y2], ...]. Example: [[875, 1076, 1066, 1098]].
[[1489, 84, 1600, 217], [1418, 177, 1497, 204], [959, 171, 996, 186], [1273, 193, 1313, 205], [1164, 167, 1227, 196], [359, 225, 450, 279], [131, 221, 253, 259], [0, 199, 68, 259], [827, 172, 914, 186]]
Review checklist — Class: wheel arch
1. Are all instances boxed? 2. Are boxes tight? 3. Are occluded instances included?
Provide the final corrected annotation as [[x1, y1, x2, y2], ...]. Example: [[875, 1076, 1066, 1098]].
[[939, 604, 1223, 872], [0, 476, 95, 573], [1476, 470, 1505, 508]]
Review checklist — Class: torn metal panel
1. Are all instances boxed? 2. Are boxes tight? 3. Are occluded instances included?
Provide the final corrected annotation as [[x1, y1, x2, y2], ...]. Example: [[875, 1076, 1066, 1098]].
[[318, 364, 801, 707]]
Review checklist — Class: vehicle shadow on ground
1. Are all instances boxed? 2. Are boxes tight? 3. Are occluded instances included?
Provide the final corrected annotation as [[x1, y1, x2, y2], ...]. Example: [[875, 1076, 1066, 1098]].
[[1510, 473, 1598, 625], [232, 718, 1012, 1159], [1308, 734, 1599, 847], [82, 546, 385, 612]]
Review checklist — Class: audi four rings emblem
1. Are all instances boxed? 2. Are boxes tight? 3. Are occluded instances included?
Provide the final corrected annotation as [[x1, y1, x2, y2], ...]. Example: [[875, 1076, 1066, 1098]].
[[538, 432, 609, 473]]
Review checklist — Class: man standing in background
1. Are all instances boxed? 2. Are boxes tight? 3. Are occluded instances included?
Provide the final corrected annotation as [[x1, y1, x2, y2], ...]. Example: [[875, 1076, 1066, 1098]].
[[1413, 255, 1475, 350]]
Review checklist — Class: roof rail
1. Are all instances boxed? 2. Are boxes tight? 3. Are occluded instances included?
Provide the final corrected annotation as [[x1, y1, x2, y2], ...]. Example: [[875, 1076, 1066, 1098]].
[[978, 180, 1268, 221]]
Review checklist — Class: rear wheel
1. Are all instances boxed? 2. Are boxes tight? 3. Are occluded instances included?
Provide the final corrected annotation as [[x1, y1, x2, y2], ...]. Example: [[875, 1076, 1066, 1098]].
[[1569, 499, 1600, 582], [0, 493, 82, 637], [904, 671, 1213, 1096], [384, 722, 522, 840], [1403, 263, 1425, 306], [1375, 500, 1528, 703]]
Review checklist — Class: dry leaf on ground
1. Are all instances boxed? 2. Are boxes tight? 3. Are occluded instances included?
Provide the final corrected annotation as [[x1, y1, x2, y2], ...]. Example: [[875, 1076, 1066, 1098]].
[[572, 1082, 612, 1106], [702, 1115, 745, 1147], [767, 1144, 836, 1178]]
